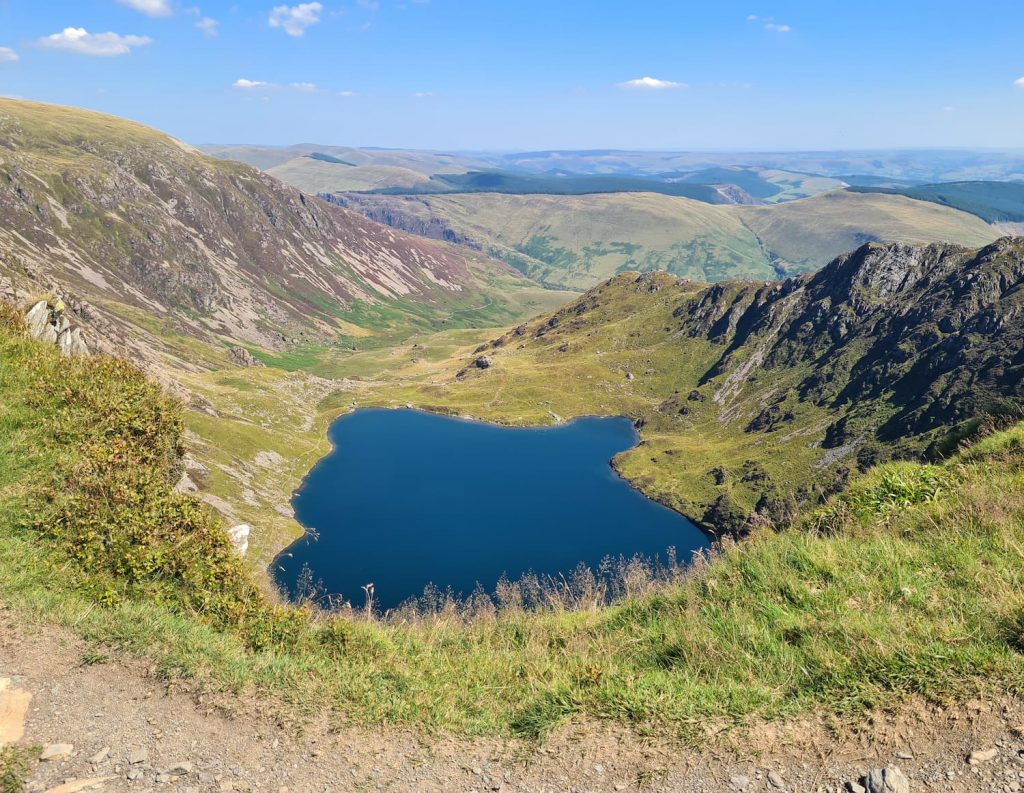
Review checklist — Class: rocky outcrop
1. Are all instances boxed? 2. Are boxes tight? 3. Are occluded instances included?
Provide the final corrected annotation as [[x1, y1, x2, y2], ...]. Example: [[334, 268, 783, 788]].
[[226, 524, 250, 556], [228, 346, 265, 368], [24, 299, 89, 357]]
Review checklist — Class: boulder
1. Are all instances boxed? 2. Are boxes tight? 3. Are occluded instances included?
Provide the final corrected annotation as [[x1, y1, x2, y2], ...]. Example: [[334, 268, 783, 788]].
[[57, 327, 90, 357], [474, 355, 493, 369], [24, 300, 50, 338], [227, 523, 251, 556], [228, 346, 265, 368], [862, 767, 910, 793]]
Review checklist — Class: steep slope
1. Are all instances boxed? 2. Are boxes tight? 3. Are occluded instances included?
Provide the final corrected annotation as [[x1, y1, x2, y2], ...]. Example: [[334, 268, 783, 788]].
[[336, 190, 1000, 290], [0, 100, 564, 370], [379, 238, 1024, 535]]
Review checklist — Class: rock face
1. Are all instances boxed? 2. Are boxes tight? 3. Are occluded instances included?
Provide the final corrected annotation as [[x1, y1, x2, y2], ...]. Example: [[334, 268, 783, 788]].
[[679, 238, 1024, 450], [228, 346, 264, 368], [23, 300, 90, 357]]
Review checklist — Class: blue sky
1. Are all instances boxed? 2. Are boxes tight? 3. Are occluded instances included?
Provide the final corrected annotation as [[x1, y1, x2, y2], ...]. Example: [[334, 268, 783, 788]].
[[1, 0, 1023, 150]]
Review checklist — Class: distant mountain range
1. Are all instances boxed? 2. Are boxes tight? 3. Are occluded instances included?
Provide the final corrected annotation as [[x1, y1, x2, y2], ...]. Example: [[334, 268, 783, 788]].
[[330, 190, 1000, 289]]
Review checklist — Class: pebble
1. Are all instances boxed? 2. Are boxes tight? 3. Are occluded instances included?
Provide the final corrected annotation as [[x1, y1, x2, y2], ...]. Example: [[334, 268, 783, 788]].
[[847, 783, 866, 793], [862, 766, 909, 793], [40, 743, 74, 761], [87, 747, 110, 764], [128, 748, 149, 765], [969, 747, 999, 764], [768, 770, 786, 788], [730, 774, 750, 790]]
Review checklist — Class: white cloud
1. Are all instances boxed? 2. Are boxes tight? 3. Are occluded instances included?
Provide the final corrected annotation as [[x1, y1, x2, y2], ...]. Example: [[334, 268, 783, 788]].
[[196, 17, 219, 36], [38, 28, 152, 57], [748, 15, 793, 32], [617, 76, 687, 90], [117, 0, 173, 17], [0, 47, 18, 63], [1015, 76, 1024, 87], [233, 79, 320, 93], [269, 3, 323, 36], [413, 91, 437, 98], [338, 90, 358, 97], [234, 78, 275, 89], [357, 0, 380, 7]]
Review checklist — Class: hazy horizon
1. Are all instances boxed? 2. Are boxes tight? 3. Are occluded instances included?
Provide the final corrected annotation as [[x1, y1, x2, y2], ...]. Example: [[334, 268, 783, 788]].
[[2, 1, 1024, 150]]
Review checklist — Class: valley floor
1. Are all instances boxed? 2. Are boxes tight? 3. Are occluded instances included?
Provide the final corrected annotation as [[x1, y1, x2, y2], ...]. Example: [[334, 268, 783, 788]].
[[4, 609, 1024, 793]]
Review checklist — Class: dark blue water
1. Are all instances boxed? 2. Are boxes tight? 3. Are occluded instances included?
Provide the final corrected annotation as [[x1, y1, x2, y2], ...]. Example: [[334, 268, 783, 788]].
[[273, 408, 708, 610]]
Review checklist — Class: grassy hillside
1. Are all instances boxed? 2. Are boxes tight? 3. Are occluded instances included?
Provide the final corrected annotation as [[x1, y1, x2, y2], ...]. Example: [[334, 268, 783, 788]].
[[369, 239, 1024, 535], [267, 158, 433, 193], [2, 301, 1024, 740], [0, 99, 572, 370], [849, 181, 1024, 223], [340, 190, 1000, 289]]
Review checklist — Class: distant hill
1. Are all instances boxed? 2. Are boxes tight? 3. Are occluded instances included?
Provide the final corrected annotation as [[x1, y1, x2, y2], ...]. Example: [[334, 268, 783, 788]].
[[368, 170, 752, 202], [333, 190, 1000, 290], [849, 181, 1024, 223], [204, 145, 852, 203]]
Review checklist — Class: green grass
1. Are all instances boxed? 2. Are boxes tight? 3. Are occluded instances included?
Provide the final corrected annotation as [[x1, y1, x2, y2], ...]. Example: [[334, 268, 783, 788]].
[[0, 746, 36, 793], [2, 310, 1024, 740]]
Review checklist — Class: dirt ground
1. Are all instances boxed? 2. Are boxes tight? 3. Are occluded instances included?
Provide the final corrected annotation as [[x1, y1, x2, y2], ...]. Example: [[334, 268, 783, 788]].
[[2, 606, 1023, 793]]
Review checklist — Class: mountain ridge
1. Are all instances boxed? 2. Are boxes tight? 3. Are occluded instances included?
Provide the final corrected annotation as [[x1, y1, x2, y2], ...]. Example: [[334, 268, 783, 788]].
[[386, 237, 1024, 536], [0, 99, 566, 372]]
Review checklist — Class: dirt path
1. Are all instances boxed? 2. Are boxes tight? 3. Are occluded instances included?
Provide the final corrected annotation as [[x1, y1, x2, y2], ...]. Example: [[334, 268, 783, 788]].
[[2, 606, 1023, 792]]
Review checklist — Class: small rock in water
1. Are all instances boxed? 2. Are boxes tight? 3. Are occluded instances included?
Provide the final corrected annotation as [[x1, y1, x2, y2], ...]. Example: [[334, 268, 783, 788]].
[[862, 766, 910, 793], [968, 747, 998, 765], [88, 747, 110, 764], [40, 743, 74, 761]]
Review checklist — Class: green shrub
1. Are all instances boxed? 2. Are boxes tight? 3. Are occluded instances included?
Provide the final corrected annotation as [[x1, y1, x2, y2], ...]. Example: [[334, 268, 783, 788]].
[[1, 319, 307, 648]]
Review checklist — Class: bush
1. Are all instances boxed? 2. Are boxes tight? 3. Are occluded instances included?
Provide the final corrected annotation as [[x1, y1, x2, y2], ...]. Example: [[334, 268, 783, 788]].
[[1, 321, 306, 648]]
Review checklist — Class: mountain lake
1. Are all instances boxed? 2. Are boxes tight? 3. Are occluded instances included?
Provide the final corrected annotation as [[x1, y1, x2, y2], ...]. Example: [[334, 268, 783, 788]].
[[273, 408, 709, 611]]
